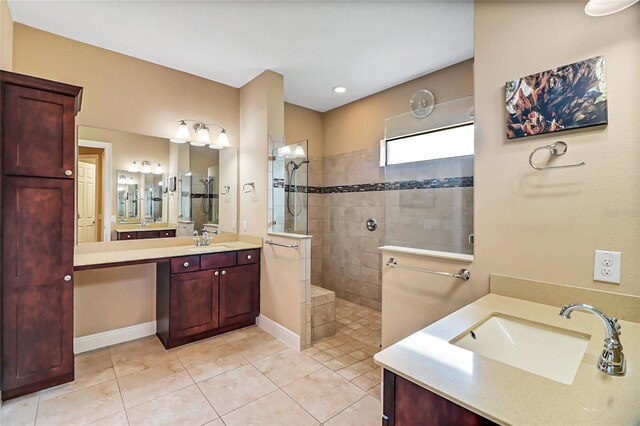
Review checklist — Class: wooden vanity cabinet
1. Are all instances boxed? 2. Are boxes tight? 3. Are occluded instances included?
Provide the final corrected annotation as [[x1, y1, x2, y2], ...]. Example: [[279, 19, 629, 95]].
[[0, 71, 82, 400], [116, 229, 175, 240], [382, 370, 497, 426], [156, 249, 260, 349]]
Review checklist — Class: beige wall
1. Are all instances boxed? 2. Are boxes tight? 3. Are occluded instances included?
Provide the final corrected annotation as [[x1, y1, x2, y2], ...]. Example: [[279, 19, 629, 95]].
[[323, 59, 474, 157], [284, 103, 324, 159], [383, 1, 639, 347], [12, 24, 239, 146], [0, 0, 12, 70], [240, 71, 303, 334]]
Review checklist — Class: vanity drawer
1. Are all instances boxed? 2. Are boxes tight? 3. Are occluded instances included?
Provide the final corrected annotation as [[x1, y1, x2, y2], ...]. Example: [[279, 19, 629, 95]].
[[201, 252, 237, 270], [160, 230, 176, 238], [118, 232, 138, 240], [237, 249, 260, 265], [171, 255, 200, 274], [137, 231, 160, 239]]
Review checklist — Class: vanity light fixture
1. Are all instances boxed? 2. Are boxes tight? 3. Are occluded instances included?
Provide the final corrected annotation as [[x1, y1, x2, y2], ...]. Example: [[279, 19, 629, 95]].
[[278, 145, 292, 157], [294, 144, 305, 158], [128, 161, 140, 173], [170, 119, 230, 149], [332, 86, 347, 93], [585, 0, 638, 15], [141, 161, 152, 174], [154, 163, 163, 174]]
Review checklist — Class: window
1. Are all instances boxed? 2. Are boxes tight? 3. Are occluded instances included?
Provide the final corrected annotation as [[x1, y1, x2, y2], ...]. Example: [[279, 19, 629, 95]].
[[384, 122, 474, 166]]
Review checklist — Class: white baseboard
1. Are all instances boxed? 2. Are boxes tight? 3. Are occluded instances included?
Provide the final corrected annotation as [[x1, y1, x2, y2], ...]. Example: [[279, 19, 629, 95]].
[[256, 315, 300, 350], [74, 321, 157, 354]]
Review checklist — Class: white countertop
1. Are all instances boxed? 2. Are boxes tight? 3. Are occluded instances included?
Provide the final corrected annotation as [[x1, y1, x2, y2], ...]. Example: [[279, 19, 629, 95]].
[[75, 238, 262, 268], [374, 294, 640, 425]]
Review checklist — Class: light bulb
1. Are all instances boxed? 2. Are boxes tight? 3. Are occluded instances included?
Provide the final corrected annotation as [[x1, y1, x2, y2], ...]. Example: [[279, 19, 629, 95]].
[[154, 163, 163, 174], [173, 120, 191, 141], [196, 125, 211, 144], [129, 161, 139, 173], [332, 86, 347, 93], [279, 145, 292, 157], [294, 145, 305, 158], [216, 129, 229, 148], [141, 161, 152, 174]]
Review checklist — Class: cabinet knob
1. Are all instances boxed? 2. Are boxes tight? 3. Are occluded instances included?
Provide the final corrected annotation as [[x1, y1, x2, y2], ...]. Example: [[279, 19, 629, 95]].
[[64, 275, 72, 282], [247, 255, 252, 260], [183, 262, 189, 268], [221, 270, 226, 275], [64, 169, 73, 176], [214, 271, 219, 276], [127, 235, 131, 238]]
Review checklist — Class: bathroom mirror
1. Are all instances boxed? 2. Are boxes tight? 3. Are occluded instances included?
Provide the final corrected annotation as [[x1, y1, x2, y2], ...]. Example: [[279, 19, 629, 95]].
[[177, 144, 238, 235], [77, 126, 238, 243]]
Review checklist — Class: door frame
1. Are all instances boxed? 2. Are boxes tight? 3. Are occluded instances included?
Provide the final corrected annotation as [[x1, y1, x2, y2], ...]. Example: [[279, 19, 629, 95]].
[[78, 139, 112, 242]]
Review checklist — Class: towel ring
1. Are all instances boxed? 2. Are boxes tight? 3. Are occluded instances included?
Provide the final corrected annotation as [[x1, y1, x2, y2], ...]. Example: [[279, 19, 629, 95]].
[[529, 141, 585, 171]]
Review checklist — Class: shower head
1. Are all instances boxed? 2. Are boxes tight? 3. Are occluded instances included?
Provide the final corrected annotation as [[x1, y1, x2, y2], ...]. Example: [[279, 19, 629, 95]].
[[288, 159, 310, 171]]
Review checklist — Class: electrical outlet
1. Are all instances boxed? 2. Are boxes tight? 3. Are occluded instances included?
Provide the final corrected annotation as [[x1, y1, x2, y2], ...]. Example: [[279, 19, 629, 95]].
[[242, 220, 248, 232], [594, 250, 621, 284]]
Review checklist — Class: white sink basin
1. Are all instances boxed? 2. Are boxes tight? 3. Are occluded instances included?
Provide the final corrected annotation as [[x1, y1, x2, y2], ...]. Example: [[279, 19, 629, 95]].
[[451, 314, 590, 384], [186, 245, 230, 253]]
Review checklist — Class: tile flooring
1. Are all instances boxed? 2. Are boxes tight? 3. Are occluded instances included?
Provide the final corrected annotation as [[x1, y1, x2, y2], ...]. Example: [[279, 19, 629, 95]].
[[0, 299, 382, 426]]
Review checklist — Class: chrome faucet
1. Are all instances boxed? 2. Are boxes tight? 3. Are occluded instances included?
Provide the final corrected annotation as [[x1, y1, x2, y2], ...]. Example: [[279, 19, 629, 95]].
[[193, 230, 210, 247], [559, 303, 626, 376], [140, 218, 148, 229]]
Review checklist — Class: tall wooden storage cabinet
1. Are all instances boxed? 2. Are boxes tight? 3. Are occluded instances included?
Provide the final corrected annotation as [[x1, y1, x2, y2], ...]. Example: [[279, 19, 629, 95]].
[[1, 71, 82, 400]]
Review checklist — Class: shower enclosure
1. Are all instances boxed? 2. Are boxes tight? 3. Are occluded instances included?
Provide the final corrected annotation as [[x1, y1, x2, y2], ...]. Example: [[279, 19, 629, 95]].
[[269, 139, 309, 235], [383, 96, 475, 254], [180, 169, 219, 231]]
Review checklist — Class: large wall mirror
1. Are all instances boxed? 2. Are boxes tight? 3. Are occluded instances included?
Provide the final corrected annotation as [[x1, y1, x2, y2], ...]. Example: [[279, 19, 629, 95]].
[[76, 126, 238, 243]]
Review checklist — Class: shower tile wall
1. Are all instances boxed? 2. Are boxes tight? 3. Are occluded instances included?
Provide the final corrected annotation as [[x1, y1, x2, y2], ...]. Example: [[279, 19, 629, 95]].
[[312, 147, 385, 311]]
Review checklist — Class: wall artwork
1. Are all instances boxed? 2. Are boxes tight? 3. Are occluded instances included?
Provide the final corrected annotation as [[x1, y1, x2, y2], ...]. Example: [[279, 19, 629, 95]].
[[505, 56, 608, 139]]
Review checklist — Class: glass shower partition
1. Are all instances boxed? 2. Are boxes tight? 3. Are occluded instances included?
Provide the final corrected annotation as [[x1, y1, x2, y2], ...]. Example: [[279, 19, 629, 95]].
[[268, 139, 309, 235], [383, 96, 475, 255]]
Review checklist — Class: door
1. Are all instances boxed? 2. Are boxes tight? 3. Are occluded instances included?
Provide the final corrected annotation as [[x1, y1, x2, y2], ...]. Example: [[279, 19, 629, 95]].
[[77, 160, 97, 242], [219, 264, 260, 327], [2, 84, 76, 179], [1, 177, 75, 391], [170, 270, 219, 339]]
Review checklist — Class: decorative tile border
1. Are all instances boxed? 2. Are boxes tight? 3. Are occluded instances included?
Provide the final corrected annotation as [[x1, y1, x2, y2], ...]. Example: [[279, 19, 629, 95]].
[[190, 193, 220, 199], [273, 176, 473, 194]]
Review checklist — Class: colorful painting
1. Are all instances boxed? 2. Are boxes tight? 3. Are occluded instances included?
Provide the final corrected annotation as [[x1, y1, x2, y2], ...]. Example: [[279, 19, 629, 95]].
[[505, 56, 608, 139]]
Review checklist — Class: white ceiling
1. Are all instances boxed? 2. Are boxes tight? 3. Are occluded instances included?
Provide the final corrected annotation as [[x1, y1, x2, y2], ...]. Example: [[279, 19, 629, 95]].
[[7, 1, 473, 112]]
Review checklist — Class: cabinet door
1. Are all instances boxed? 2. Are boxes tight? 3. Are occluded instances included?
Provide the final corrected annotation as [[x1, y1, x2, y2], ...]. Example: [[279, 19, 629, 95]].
[[219, 264, 260, 327], [1, 177, 75, 392], [170, 270, 219, 339], [2, 84, 76, 179]]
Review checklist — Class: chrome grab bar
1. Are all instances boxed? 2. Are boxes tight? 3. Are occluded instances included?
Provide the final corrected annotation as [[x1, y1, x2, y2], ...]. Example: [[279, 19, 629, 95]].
[[264, 238, 299, 249], [386, 257, 470, 281]]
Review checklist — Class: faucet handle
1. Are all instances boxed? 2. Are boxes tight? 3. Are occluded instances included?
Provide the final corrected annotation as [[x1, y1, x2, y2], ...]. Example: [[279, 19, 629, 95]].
[[611, 318, 621, 334]]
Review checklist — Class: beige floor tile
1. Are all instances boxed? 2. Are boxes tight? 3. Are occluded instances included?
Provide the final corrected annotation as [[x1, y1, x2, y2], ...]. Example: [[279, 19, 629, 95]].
[[222, 390, 318, 426], [361, 345, 380, 356], [324, 394, 381, 426], [336, 343, 357, 353], [350, 360, 375, 375], [335, 353, 358, 367], [323, 358, 347, 371], [348, 350, 369, 361], [220, 325, 268, 344], [336, 366, 364, 381], [0, 393, 39, 426], [110, 336, 177, 377], [203, 419, 225, 426], [323, 347, 345, 358], [253, 348, 323, 387], [312, 341, 332, 351], [367, 384, 382, 400], [198, 364, 277, 416], [87, 411, 129, 426], [40, 349, 116, 401], [126, 384, 218, 426], [309, 351, 332, 363], [227, 333, 288, 362], [351, 371, 379, 391], [179, 344, 248, 382], [168, 334, 228, 360], [283, 367, 366, 423], [118, 359, 193, 409], [36, 380, 123, 426]]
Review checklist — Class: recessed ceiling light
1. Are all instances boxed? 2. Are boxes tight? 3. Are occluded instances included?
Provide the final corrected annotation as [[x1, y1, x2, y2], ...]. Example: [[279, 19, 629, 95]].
[[332, 86, 347, 93], [585, 0, 639, 16]]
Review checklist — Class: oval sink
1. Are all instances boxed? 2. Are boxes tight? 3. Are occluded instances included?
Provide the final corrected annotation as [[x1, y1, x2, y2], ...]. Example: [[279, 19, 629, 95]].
[[450, 314, 590, 384]]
